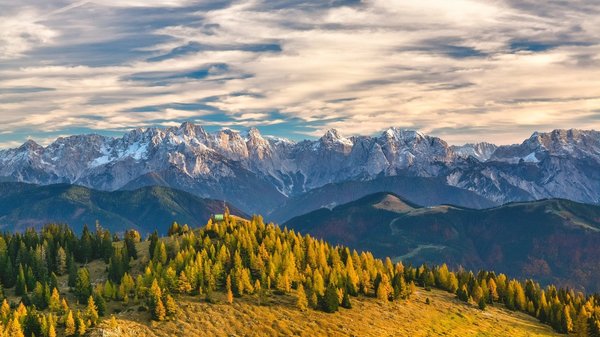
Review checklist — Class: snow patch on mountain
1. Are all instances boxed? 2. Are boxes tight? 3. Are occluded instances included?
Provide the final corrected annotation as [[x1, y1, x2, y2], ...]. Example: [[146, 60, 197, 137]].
[[1, 123, 599, 211]]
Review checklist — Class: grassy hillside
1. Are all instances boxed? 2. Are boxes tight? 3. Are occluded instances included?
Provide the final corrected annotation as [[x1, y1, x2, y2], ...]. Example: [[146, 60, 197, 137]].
[[84, 225, 560, 337], [0, 182, 246, 234], [284, 192, 600, 291], [0, 212, 591, 336], [91, 288, 561, 337]]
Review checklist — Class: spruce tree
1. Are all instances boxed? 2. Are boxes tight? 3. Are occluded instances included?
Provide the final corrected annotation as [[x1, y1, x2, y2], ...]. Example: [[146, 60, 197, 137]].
[[341, 290, 352, 309], [75, 268, 92, 304], [124, 230, 139, 260], [56, 247, 67, 276], [149, 230, 159, 260], [93, 292, 107, 317], [15, 265, 27, 296], [67, 256, 77, 288], [478, 297, 487, 310], [320, 284, 339, 313]]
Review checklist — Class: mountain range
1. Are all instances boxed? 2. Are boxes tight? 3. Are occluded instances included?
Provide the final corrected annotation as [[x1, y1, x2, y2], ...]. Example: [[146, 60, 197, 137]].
[[0, 123, 599, 220], [284, 192, 600, 292], [0, 182, 244, 234]]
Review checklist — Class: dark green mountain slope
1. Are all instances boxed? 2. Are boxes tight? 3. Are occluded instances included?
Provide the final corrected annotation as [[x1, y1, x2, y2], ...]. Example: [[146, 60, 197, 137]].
[[0, 182, 245, 234], [284, 192, 600, 291], [268, 175, 497, 223]]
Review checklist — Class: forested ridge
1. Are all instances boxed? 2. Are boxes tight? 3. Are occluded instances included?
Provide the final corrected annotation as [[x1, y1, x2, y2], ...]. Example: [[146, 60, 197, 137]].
[[0, 211, 598, 336]]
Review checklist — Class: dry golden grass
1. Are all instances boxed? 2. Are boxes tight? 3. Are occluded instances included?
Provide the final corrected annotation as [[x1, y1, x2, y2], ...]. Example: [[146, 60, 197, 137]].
[[90, 287, 561, 337], [80, 234, 559, 337]]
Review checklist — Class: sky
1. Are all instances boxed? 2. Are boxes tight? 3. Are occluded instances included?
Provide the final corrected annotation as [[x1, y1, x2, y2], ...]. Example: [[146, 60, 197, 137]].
[[0, 0, 599, 148]]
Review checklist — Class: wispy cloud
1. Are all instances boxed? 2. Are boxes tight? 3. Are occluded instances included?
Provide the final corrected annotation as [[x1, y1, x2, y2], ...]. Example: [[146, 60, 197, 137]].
[[0, 0, 599, 147]]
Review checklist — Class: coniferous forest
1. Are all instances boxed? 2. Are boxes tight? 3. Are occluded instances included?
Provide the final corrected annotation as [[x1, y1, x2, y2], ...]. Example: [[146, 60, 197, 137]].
[[0, 211, 599, 336]]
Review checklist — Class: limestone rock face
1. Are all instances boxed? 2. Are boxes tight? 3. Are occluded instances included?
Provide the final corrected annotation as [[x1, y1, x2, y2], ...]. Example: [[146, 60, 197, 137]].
[[1, 123, 599, 213]]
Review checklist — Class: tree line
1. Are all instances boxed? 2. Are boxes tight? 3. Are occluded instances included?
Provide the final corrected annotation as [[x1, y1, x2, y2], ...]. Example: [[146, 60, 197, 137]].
[[1, 213, 600, 336]]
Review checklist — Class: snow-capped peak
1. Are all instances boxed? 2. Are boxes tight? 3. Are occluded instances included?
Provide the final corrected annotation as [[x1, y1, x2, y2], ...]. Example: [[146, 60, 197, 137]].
[[320, 129, 353, 147], [452, 142, 498, 162]]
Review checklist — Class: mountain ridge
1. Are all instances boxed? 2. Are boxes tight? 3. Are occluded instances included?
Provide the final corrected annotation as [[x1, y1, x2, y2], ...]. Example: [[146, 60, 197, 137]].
[[1, 123, 599, 215], [0, 182, 245, 234], [283, 191, 600, 292]]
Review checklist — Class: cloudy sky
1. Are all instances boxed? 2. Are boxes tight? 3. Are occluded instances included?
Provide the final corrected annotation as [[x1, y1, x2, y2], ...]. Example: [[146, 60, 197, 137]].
[[0, 0, 599, 148]]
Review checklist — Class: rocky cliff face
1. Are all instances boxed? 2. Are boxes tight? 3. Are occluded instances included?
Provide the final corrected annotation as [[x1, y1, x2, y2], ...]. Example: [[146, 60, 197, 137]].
[[0, 123, 598, 214]]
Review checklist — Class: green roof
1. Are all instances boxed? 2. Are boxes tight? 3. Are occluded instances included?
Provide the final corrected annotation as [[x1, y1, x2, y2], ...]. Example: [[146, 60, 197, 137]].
[[214, 214, 224, 221]]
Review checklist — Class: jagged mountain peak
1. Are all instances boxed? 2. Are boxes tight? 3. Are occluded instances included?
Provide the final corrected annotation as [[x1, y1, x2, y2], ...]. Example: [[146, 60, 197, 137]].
[[452, 142, 498, 162], [246, 126, 262, 139], [321, 128, 346, 141], [18, 139, 43, 151], [0, 125, 599, 213], [318, 128, 353, 149], [383, 127, 426, 141]]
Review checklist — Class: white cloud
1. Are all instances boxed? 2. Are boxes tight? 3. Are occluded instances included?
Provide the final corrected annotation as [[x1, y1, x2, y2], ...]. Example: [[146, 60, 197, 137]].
[[0, 0, 599, 145], [0, 11, 58, 59]]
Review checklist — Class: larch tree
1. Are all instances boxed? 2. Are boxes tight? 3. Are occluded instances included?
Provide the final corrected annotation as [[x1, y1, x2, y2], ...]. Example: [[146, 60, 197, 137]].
[[65, 311, 76, 337], [296, 284, 308, 311], [86, 295, 99, 325], [226, 275, 234, 304]]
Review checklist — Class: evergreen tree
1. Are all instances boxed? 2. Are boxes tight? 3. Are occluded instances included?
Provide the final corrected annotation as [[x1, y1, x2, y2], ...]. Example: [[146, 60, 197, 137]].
[[341, 290, 352, 309], [56, 247, 67, 276], [108, 248, 129, 283], [320, 284, 339, 313], [3, 259, 15, 288], [75, 268, 92, 304], [67, 255, 77, 288], [100, 231, 113, 263], [93, 292, 106, 317], [124, 230, 139, 260], [457, 285, 469, 302], [149, 230, 159, 260], [79, 225, 93, 263], [15, 264, 27, 296], [478, 297, 487, 310]]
